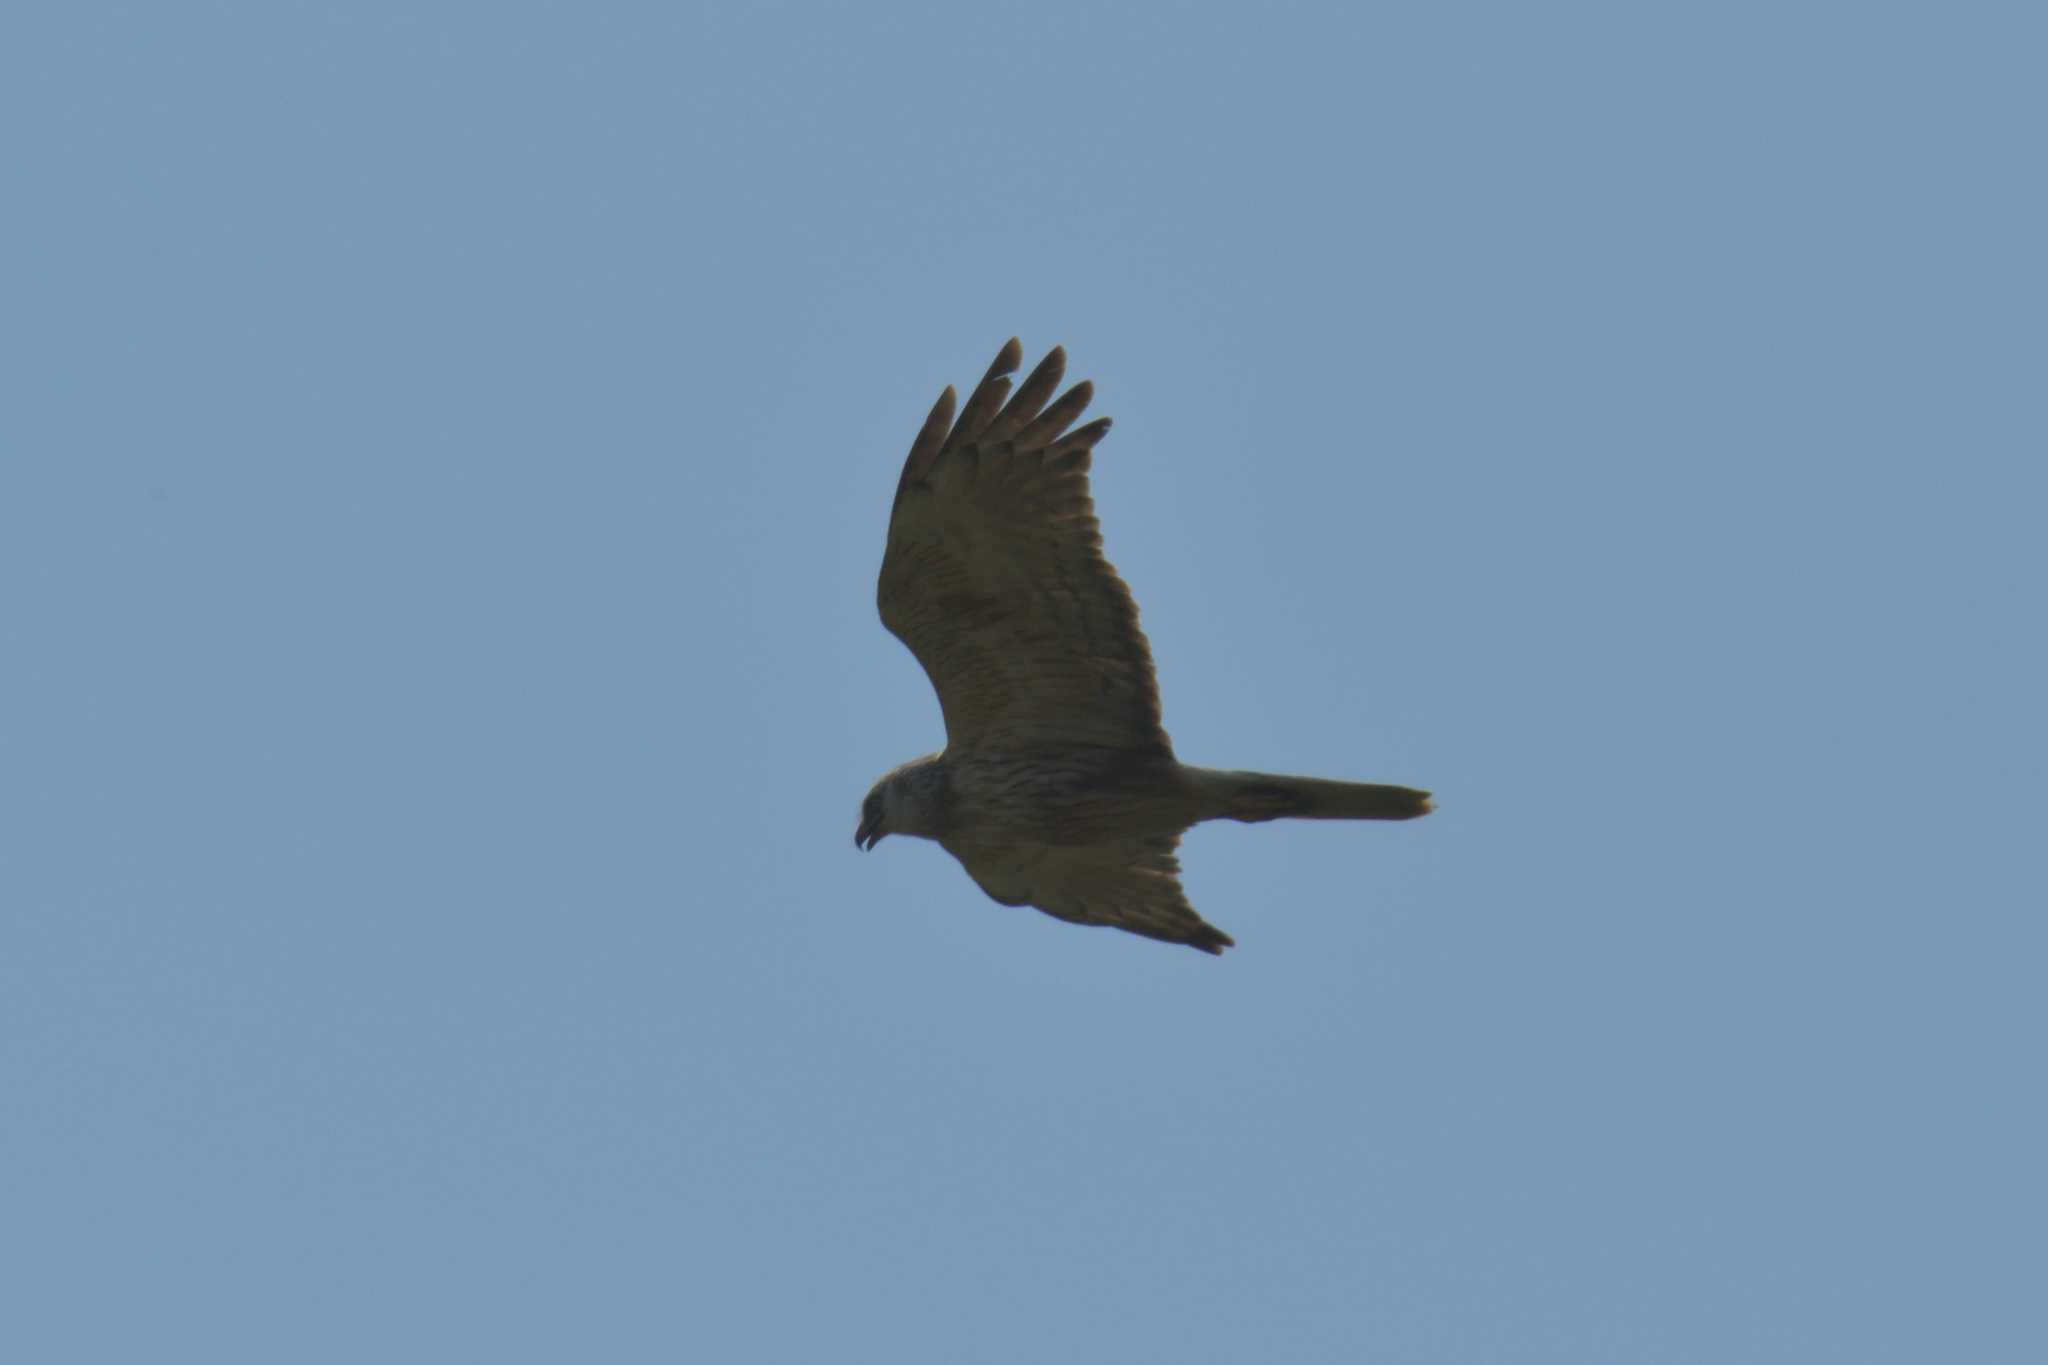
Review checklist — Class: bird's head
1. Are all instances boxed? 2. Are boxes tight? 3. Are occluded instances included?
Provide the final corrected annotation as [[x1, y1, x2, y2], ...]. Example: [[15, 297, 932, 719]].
[[855, 781, 889, 851], [856, 756, 947, 850]]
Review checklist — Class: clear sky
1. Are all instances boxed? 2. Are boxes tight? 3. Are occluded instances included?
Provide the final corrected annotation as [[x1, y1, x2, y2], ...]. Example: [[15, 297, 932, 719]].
[[6, 3, 2041, 1361]]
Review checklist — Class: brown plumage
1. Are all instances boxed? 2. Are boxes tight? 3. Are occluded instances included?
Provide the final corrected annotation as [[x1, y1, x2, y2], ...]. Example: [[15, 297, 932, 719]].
[[856, 340, 1432, 954]]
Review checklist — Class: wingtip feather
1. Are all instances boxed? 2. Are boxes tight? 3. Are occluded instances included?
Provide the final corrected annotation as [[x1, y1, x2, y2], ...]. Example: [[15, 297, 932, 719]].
[[1047, 416, 1113, 460], [948, 340, 1028, 452], [1016, 380, 1095, 449], [987, 345, 1069, 438], [902, 384, 957, 482]]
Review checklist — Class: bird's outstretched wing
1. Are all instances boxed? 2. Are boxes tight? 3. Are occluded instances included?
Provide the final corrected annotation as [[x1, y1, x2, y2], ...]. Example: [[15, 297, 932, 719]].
[[878, 340, 1170, 757], [956, 833, 1234, 955]]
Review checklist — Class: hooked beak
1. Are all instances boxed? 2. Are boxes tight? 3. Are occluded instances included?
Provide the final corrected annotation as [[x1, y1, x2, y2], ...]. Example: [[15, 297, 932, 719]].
[[855, 818, 883, 851]]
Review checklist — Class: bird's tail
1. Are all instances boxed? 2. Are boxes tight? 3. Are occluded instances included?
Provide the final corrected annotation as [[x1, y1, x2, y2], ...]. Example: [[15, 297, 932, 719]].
[[1187, 767, 1434, 825]]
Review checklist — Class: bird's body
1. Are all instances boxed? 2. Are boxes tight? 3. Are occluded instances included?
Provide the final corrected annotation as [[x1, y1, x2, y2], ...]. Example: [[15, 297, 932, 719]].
[[905, 746, 1189, 845], [857, 340, 1431, 954]]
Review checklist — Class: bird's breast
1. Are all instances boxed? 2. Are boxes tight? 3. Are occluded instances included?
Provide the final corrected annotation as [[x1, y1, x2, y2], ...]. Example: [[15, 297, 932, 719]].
[[943, 749, 1194, 845]]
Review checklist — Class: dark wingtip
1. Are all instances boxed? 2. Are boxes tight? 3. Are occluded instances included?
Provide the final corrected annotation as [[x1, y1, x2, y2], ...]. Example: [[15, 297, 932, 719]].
[[1047, 415, 1113, 462], [1016, 379, 1095, 449], [949, 341, 1028, 453], [901, 384, 957, 484], [986, 345, 1069, 440], [1189, 925, 1236, 955]]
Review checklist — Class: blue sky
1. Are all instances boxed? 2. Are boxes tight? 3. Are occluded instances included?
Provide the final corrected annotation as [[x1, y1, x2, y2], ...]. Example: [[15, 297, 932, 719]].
[[5, 3, 2042, 1361]]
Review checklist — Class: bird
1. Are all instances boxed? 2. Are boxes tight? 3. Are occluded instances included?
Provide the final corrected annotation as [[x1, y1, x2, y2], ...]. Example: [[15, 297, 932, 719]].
[[856, 340, 1432, 954]]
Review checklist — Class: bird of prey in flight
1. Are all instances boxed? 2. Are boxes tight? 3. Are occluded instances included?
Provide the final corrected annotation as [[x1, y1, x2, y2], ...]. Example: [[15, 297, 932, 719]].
[[856, 340, 1432, 954]]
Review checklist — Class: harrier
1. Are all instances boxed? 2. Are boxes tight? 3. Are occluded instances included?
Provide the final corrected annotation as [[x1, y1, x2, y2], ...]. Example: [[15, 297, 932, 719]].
[[856, 340, 1432, 954]]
